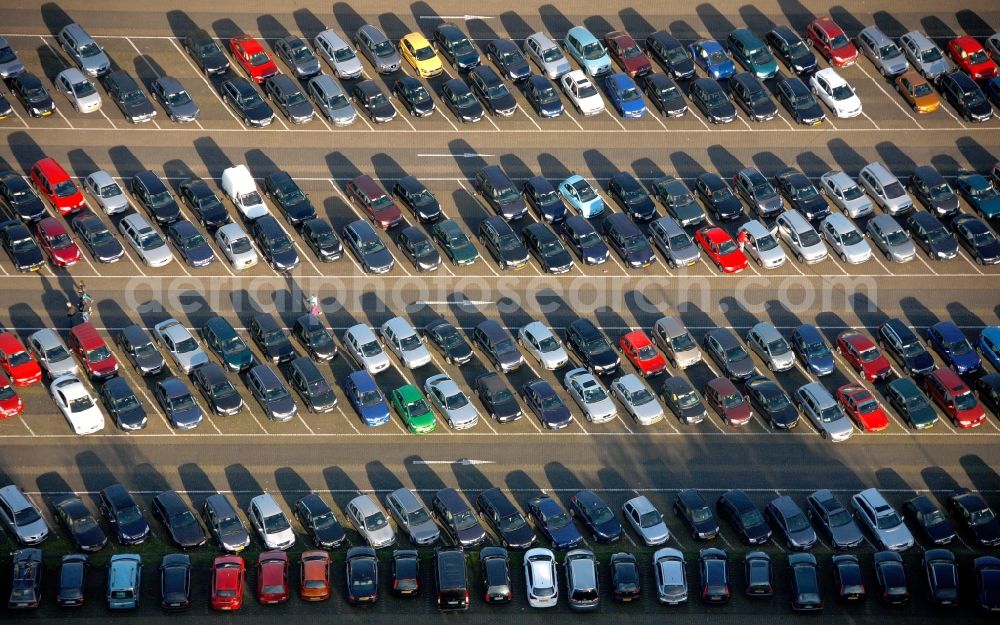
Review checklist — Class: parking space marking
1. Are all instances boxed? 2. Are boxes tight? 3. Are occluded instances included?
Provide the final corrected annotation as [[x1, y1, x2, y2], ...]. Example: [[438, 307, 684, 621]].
[[167, 38, 244, 125], [774, 111, 794, 130], [853, 63, 924, 130], [326, 179, 408, 276], [603, 108, 627, 131]]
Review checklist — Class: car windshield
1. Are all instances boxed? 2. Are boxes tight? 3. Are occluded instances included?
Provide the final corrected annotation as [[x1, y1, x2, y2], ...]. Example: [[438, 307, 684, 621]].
[[921, 46, 943, 62], [636, 344, 657, 360], [289, 45, 313, 62], [248, 52, 270, 67], [971, 508, 996, 525], [14, 506, 41, 525], [581, 41, 605, 61], [24, 83, 47, 100], [54, 180, 78, 197], [905, 393, 930, 410], [669, 233, 693, 250], [487, 83, 510, 99], [360, 237, 385, 254], [763, 390, 790, 410], [655, 82, 680, 100], [831, 84, 854, 100], [909, 81, 933, 97], [821, 506, 850, 527], [753, 182, 777, 199], [139, 231, 164, 250], [211, 382, 236, 398], [367, 91, 388, 107], [841, 229, 864, 245], [265, 385, 288, 401], [498, 233, 521, 251], [799, 229, 821, 247], [182, 232, 206, 249], [628, 387, 654, 406], [86, 346, 111, 363], [539, 240, 563, 257], [723, 346, 746, 363], [749, 47, 771, 64], [489, 387, 515, 405], [496, 185, 520, 204], [165, 89, 192, 106], [708, 50, 728, 65], [581, 383, 607, 403], [721, 392, 744, 408], [955, 390, 977, 410], [691, 506, 713, 522], [879, 181, 904, 199], [973, 230, 998, 247], [262, 511, 289, 532], [947, 338, 971, 356], [623, 234, 647, 251], [703, 88, 728, 107], [197, 42, 220, 56], [858, 347, 881, 362], [751, 233, 780, 252], [740, 508, 765, 527], [925, 224, 949, 243], [717, 238, 740, 255], [398, 333, 422, 351], [229, 236, 252, 254], [71, 80, 96, 97], [542, 47, 562, 62], [354, 339, 380, 358], [48, 230, 73, 248], [968, 49, 989, 65], [577, 230, 601, 247], [0, 385, 15, 400], [538, 391, 562, 410], [327, 44, 354, 61], [619, 85, 641, 101], [357, 389, 383, 408], [444, 391, 469, 410], [0, 46, 15, 63], [10, 236, 34, 253], [576, 81, 599, 98], [453, 90, 476, 106], [819, 405, 843, 422], [95, 182, 122, 198], [857, 397, 879, 413], [532, 335, 557, 352], [968, 182, 998, 199], [169, 392, 197, 411], [174, 337, 198, 353], [928, 183, 954, 201], [879, 43, 901, 58], [571, 180, 596, 201], [77, 42, 101, 57], [285, 91, 307, 106], [876, 511, 901, 530]]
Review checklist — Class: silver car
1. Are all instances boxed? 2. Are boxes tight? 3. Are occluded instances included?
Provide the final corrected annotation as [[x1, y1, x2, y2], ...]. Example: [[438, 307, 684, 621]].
[[150, 76, 200, 123], [867, 214, 916, 262], [564, 367, 617, 423], [738, 219, 786, 268], [900, 31, 951, 79], [857, 27, 909, 77], [622, 496, 669, 546], [343, 324, 391, 375], [153, 318, 208, 374], [648, 216, 700, 267], [58, 23, 110, 76], [385, 487, 440, 546], [859, 162, 913, 215], [795, 382, 854, 442], [214, 223, 258, 270], [518, 321, 569, 370], [820, 170, 873, 218], [354, 24, 401, 74], [380, 317, 431, 369], [314, 29, 363, 79], [610, 374, 664, 425], [776, 210, 828, 263], [820, 213, 872, 264], [83, 170, 129, 214], [852, 488, 914, 551], [345, 494, 395, 548], [119, 213, 173, 267], [524, 32, 571, 79], [425, 374, 479, 429], [0, 37, 25, 78], [653, 547, 688, 604], [27, 328, 78, 378], [0, 484, 49, 544], [307, 75, 357, 126], [746, 322, 795, 372], [652, 316, 702, 369], [55, 68, 101, 113]]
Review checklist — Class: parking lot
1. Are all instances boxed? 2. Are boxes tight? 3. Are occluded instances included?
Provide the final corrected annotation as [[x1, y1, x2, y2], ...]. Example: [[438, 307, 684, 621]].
[[1, 0, 1000, 623]]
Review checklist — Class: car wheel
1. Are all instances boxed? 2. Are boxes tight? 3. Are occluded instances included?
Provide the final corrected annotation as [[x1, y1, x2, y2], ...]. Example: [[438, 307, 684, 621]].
[[978, 256, 985, 265], [796, 252, 804, 263], [839, 252, 846, 262], [767, 360, 775, 372]]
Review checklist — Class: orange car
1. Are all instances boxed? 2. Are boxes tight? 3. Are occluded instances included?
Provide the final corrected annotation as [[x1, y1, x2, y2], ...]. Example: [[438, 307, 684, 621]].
[[299, 550, 331, 601], [895, 70, 939, 113]]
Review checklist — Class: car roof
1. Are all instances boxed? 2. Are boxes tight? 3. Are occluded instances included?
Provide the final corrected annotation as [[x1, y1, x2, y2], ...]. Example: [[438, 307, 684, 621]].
[[750, 322, 784, 343], [706, 376, 739, 395], [251, 493, 281, 515], [528, 32, 558, 48], [317, 29, 349, 47], [616, 373, 645, 393], [606, 211, 641, 233], [931, 320, 964, 339], [662, 375, 694, 394], [158, 376, 189, 397], [625, 495, 656, 514], [345, 219, 379, 241], [859, 26, 893, 45], [249, 364, 282, 387], [567, 26, 599, 45], [814, 67, 847, 86], [346, 323, 378, 343], [349, 493, 379, 515], [347, 369, 377, 392]]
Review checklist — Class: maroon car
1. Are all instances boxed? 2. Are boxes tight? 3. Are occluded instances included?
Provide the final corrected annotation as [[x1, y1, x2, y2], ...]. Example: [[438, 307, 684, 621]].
[[345, 174, 402, 230], [36, 217, 81, 267], [703, 376, 751, 426], [604, 31, 652, 78]]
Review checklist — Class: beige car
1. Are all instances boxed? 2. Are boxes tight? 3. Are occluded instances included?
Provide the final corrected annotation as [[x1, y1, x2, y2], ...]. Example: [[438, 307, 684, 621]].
[[652, 316, 702, 369]]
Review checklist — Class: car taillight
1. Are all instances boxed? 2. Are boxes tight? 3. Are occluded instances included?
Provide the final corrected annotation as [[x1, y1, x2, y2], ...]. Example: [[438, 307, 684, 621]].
[[436, 591, 441, 606], [393, 579, 398, 589]]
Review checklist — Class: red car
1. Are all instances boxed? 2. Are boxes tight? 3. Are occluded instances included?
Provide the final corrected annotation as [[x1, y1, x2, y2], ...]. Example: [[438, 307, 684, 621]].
[[0, 332, 42, 386], [30, 157, 86, 215], [35, 217, 81, 267], [346, 174, 402, 229], [806, 17, 859, 67], [210, 554, 245, 611], [836, 383, 889, 432], [299, 550, 331, 601], [704, 376, 751, 426], [924, 367, 985, 428], [0, 371, 24, 418], [836, 330, 891, 382], [695, 226, 748, 273], [604, 31, 652, 77], [947, 36, 998, 82], [229, 34, 279, 83], [619, 330, 668, 377], [256, 551, 289, 605]]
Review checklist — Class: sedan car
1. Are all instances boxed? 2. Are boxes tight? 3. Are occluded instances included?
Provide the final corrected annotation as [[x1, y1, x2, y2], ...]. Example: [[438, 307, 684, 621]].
[[926, 320, 981, 375], [10, 72, 55, 117], [766, 496, 816, 550], [560, 215, 609, 264], [947, 35, 997, 82], [528, 494, 582, 550], [619, 330, 667, 377], [524, 548, 558, 608], [469, 65, 517, 116], [345, 494, 395, 548], [308, 74, 358, 125], [726, 71, 777, 121], [425, 374, 478, 430], [221, 77, 274, 127], [314, 29, 362, 79], [35, 217, 80, 267], [948, 488, 1000, 547], [151, 76, 200, 123], [569, 490, 622, 542], [381, 316, 431, 369], [153, 319, 208, 374], [390, 385, 436, 434], [717, 490, 772, 545], [564, 368, 616, 423], [440, 78, 484, 122], [811, 67, 862, 118], [0, 169, 47, 222], [622, 495, 669, 546], [274, 35, 320, 78], [351, 80, 396, 123], [703, 328, 755, 381], [853, 488, 914, 552], [522, 378, 572, 429], [8, 548, 43, 608], [956, 172, 1000, 223], [152, 490, 206, 549], [896, 70, 940, 112], [923, 548, 959, 607], [974, 556, 1000, 612], [55, 495, 107, 552], [837, 384, 889, 432], [343, 220, 394, 274], [191, 363, 242, 416], [477, 488, 535, 550], [608, 172, 656, 222], [298, 550, 331, 602], [603, 72, 646, 118], [661, 375, 707, 424], [874, 551, 910, 605], [766, 26, 818, 75], [805, 489, 864, 550], [610, 373, 664, 425], [430, 219, 478, 265], [559, 174, 605, 218], [907, 210, 958, 259], [54, 67, 101, 113], [952, 213, 1000, 265], [689, 39, 734, 79], [153, 377, 203, 430], [746, 375, 799, 429], [294, 494, 346, 549], [903, 495, 956, 545], [51, 374, 104, 435], [789, 552, 823, 611], [696, 226, 747, 273], [159, 553, 191, 610], [837, 330, 891, 381], [522, 222, 573, 273], [560, 70, 604, 115], [689, 77, 737, 123], [201, 493, 250, 553], [698, 548, 731, 604], [704, 376, 751, 426]]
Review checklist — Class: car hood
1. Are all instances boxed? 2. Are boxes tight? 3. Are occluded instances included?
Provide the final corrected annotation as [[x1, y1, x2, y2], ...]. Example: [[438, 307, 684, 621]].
[[806, 351, 835, 375], [584, 395, 618, 420], [447, 402, 479, 425], [334, 56, 364, 76], [503, 522, 536, 548], [750, 98, 778, 118], [841, 239, 872, 260], [177, 351, 209, 371], [633, 399, 665, 422], [0, 58, 25, 78], [171, 405, 203, 428], [212, 391, 243, 414], [625, 245, 655, 266], [728, 357, 756, 378], [244, 99, 273, 121], [202, 51, 229, 73], [400, 344, 432, 366], [122, 98, 156, 119], [285, 100, 314, 120], [878, 523, 912, 549], [828, 521, 864, 547], [168, 99, 200, 119], [408, 519, 440, 543], [539, 404, 572, 425], [265, 394, 297, 418], [292, 58, 322, 77], [116, 402, 147, 428]]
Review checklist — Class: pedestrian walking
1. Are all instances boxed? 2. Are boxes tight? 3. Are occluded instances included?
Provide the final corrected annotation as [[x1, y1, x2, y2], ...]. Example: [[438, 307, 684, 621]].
[[736, 229, 749, 251]]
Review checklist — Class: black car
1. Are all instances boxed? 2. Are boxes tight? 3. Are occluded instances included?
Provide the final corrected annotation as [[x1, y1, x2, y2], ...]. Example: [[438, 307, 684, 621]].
[[765, 27, 818, 75], [789, 553, 823, 611], [523, 222, 573, 273], [287, 356, 337, 413], [8, 548, 42, 608], [346, 546, 379, 605], [441, 78, 484, 122], [610, 552, 641, 602], [923, 548, 959, 607], [744, 551, 774, 598], [160, 553, 191, 610], [475, 371, 521, 422], [704, 328, 756, 381], [639, 72, 687, 117], [874, 551, 910, 605], [55, 496, 108, 552], [56, 554, 88, 608], [0, 170, 46, 222], [350, 80, 396, 123], [9, 72, 55, 117], [252, 215, 300, 271], [903, 495, 956, 545], [300, 218, 342, 261], [248, 313, 296, 364], [469, 65, 517, 116], [166, 220, 214, 267], [184, 28, 229, 74], [906, 210, 959, 260], [71, 211, 123, 263], [974, 556, 1000, 613], [524, 74, 564, 117], [292, 314, 337, 361], [775, 167, 830, 221], [432, 488, 487, 547], [938, 70, 992, 122], [99, 376, 148, 430], [343, 219, 394, 273], [397, 225, 441, 271], [102, 70, 156, 123], [487, 38, 531, 82], [564, 318, 619, 374], [99, 483, 150, 544], [560, 215, 610, 264], [953, 214, 1000, 264], [608, 172, 657, 221], [603, 212, 655, 268], [477, 488, 535, 550], [220, 77, 274, 127], [390, 548, 420, 596], [645, 31, 695, 79], [776, 76, 825, 125], [727, 72, 777, 121], [660, 375, 706, 423], [434, 547, 469, 611], [263, 74, 313, 123], [522, 176, 566, 223], [909, 165, 959, 218], [568, 490, 622, 542], [475, 165, 527, 220], [674, 488, 720, 540], [478, 215, 529, 269], [528, 494, 584, 550], [295, 494, 346, 549], [877, 318, 935, 375], [948, 488, 1000, 547], [392, 76, 435, 117], [695, 173, 743, 221], [689, 77, 737, 123], [522, 378, 573, 429], [434, 23, 481, 71], [717, 490, 772, 544], [698, 548, 731, 604], [131, 170, 181, 224], [424, 318, 473, 366], [201, 493, 250, 552], [480, 546, 512, 603], [178, 178, 230, 230], [152, 490, 206, 549], [831, 554, 865, 601], [392, 175, 442, 223], [0, 220, 44, 271], [745, 375, 799, 428], [263, 171, 316, 226], [191, 362, 243, 416], [977, 374, 1000, 417]]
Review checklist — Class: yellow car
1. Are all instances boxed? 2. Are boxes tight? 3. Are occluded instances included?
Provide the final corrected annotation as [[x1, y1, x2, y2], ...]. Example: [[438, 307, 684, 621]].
[[399, 32, 443, 77]]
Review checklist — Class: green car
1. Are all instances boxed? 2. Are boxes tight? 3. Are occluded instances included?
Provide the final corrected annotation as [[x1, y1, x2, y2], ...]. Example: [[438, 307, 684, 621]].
[[201, 316, 254, 372], [885, 377, 938, 429], [391, 384, 437, 433], [727, 29, 779, 80], [430, 219, 479, 265]]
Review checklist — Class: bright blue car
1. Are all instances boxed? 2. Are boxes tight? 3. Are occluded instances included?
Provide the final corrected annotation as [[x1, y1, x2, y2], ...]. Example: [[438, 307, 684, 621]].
[[603, 72, 646, 118], [558, 175, 605, 218], [344, 370, 390, 427], [790, 323, 835, 376], [977, 326, 1000, 370], [689, 39, 735, 79], [564, 26, 612, 78], [955, 173, 1000, 222], [926, 321, 982, 375]]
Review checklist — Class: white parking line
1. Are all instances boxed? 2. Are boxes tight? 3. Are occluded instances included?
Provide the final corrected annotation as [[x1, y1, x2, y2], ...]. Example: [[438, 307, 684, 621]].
[[326, 180, 407, 276], [240, 401, 269, 434], [563, 109, 585, 130], [853, 63, 924, 130], [167, 38, 243, 125], [603, 108, 627, 131]]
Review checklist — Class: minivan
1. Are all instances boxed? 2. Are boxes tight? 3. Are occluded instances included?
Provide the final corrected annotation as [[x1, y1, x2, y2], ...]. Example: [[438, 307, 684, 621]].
[[475, 165, 527, 220], [107, 554, 141, 610], [68, 322, 119, 381], [434, 547, 469, 611], [246, 364, 297, 421], [287, 357, 336, 413]]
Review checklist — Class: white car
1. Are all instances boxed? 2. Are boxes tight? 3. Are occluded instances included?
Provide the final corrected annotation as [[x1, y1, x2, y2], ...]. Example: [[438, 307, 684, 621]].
[[820, 213, 872, 264], [51, 374, 105, 434], [424, 374, 478, 429], [610, 374, 664, 425], [153, 318, 208, 374], [247, 493, 295, 550], [563, 367, 617, 423], [518, 322, 569, 370], [343, 324, 390, 374], [380, 316, 431, 369], [214, 223, 258, 270], [560, 70, 604, 116], [220, 165, 269, 221], [83, 170, 129, 215], [119, 212, 173, 267], [55, 67, 101, 113], [809, 67, 862, 118], [524, 547, 558, 608]]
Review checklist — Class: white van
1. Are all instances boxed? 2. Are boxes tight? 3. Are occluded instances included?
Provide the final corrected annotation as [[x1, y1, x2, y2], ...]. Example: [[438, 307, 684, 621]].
[[220, 165, 269, 221]]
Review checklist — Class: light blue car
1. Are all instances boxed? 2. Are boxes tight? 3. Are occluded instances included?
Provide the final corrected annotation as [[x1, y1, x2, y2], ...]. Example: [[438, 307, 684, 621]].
[[977, 326, 1000, 370], [564, 27, 612, 77], [559, 175, 605, 218]]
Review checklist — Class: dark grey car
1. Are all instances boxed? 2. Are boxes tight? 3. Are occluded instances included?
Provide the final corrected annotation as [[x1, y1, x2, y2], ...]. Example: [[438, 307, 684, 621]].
[[274, 36, 321, 78], [191, 362, 243, 416], [805, 489, 864, 549], [660, 376, 707, 424], [114, 324, 164, 376], [287, 356, 337, 413], [766, 496, 817, 550], [202, 493, 251, 552], [343, 219, 394, 274], [474, 320, 523, 373], [101, 70, 156, 123], [264, 74, 314, 124], [151, 76, 200, 123], [703, 328, 756, 380], [432, 488, 487, 548], [246, 364, 297, 421], [734, 167, 784, 220], [154, 377, 204, 430]]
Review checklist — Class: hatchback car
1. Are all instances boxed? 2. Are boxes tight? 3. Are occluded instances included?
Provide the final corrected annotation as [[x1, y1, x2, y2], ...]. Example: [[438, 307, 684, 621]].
[[345, 494, 395, 548], [524, 548, 558, 608], [343, 220, 394, 274], [151, 490, 205, 549], [202, 493, 250, 552], [654, 547, 689, 604], [622, 495, 669, 545], [246, 364, 297, 421], [0, 484, 49, 544]]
